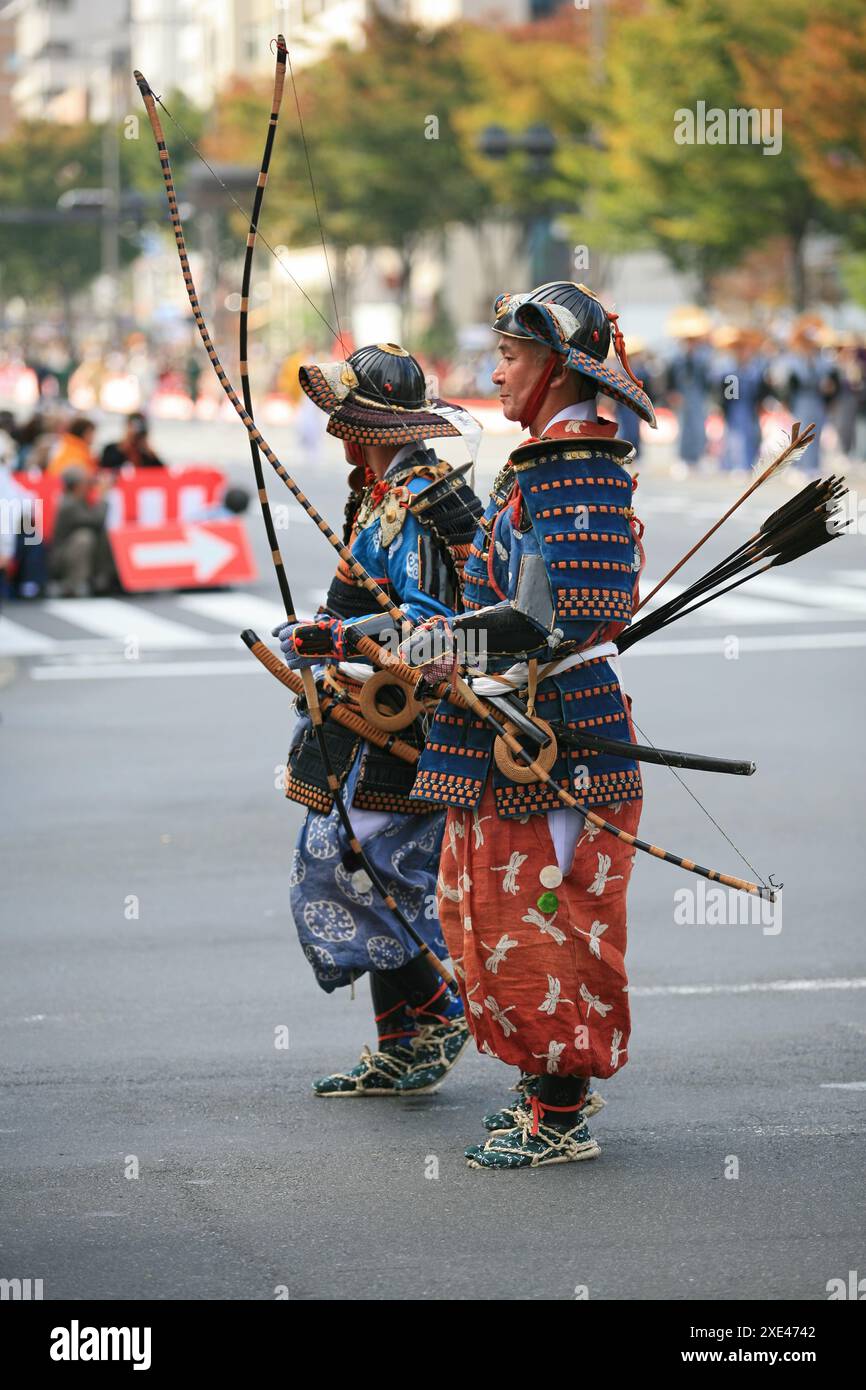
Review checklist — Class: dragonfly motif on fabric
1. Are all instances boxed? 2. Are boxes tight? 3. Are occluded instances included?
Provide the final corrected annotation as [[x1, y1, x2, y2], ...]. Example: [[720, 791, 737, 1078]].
[[490, 852, 528, 895], [577, 818, 603, 848], [471, 809, 492, 848], [446, 818, 465, 861], [580, 981, 613, 1017], [436, 870, 461, 904], [610, 1027, 625, 1068], [588, 852, 624, 897], [531, 1039, 567, 1073], [466, 982, 484, 1017], [481, 1040, 501, 1059], [484, 994, 518, 1037], [538, 975, 574, 1016], [481, 933, 519, 974], [574, 918, 609, 959], [521, 905, 566, 946]]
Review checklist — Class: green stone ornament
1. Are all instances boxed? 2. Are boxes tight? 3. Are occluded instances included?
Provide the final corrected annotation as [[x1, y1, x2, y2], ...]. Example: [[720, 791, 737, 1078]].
[[537, 891, 559, 914]]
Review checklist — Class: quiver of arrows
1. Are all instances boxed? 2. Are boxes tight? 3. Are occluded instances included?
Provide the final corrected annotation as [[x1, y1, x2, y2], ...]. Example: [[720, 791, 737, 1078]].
[[619, 475, 850, 653]]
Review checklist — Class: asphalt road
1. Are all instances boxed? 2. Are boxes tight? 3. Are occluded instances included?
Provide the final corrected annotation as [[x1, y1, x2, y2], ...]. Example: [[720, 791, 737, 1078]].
[[1, 418, 865, 1300]]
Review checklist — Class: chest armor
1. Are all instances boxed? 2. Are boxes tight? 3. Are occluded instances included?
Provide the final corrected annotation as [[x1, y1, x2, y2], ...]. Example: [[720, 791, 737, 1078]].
[[510, 438, 638, 635], [411, 432, 643, 818], [287, 453, 481, 818], [324, 452, 481, 619]]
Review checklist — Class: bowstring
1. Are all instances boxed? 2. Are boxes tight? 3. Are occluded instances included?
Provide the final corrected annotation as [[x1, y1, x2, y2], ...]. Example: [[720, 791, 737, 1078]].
[[286, 48, 347, 361], [150, 88, 341, 345], [629, 714, 770, 888], [151, 71, 422, 429]]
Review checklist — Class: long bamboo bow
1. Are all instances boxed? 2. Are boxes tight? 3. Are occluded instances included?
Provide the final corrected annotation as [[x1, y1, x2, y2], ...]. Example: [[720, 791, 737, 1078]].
[[135, 51, 458, 986]]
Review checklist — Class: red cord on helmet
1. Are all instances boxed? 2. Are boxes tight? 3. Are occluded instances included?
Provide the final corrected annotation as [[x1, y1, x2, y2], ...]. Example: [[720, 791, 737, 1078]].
[[607, 311, 644, 388]]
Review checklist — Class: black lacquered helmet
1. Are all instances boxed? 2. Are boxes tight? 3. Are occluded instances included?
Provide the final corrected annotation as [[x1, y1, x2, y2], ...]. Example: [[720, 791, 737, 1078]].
[[492, 280, 656, 427], [493, 281, 612, 361], [346, 344, 429, 410], [298, 342, 477, 448]]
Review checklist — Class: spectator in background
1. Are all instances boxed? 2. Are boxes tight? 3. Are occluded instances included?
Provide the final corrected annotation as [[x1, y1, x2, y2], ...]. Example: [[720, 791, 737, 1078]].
[[716, 327, 771, 472], [47, 417, 98, 479], [614, 336, 653, 458], [184, 350, 202, 406], [777, 319, 840, 474], [831, 334, 866, 461], [667, 307, 714, 475], [0, 435, 28, 600], [0, 409, 48, 470], [101, 413, 164, 470], [48, 468, 116, 598], [185, 485, 250, 523]]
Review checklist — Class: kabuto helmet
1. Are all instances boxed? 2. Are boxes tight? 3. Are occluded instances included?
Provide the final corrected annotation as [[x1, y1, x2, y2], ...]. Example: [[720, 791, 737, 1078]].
[[299, 343, 480, 453], [492, 280, 656, 427]]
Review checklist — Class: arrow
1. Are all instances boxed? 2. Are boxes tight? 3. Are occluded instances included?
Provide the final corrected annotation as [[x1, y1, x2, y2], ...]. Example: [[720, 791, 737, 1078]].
[[130, 527, 236, 581]]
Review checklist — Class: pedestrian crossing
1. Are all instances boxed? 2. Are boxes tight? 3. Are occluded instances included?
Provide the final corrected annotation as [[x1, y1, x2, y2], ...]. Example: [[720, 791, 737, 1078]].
[[1, 573, 865, 673]]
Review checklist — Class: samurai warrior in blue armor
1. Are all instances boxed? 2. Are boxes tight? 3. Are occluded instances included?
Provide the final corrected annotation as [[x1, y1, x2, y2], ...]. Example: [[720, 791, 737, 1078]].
[[275, 344, 483, 1097]]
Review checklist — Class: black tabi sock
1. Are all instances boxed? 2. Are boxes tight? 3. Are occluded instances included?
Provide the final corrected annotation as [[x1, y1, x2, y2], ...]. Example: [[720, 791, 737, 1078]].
[[369, 971, 416, 1051], [380, 954, 463, 1023], [536, 1074, 590, 1129]]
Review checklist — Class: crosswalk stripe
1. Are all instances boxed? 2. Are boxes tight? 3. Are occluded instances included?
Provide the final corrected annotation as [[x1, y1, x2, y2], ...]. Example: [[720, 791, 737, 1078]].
[[176, 591, 287, 633], [26, 626, 866, 678], [0, 617, 55, 655], [30, 658, 263, 682], [3, 561, 866, 661], [749, 573, 866, 614], [640, 578, 816, 625], [40, 598, 209, 649], [625, 630, 866, 657]]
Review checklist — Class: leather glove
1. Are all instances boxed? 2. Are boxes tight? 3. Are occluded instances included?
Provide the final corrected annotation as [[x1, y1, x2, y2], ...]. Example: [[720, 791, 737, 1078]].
[[272, 616, 350, 669], [398, 615, 457, 685]]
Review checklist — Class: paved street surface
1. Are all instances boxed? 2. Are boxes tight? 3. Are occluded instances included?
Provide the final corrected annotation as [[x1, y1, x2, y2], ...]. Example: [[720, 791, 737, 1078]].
[[2, 418, 865, 1300]]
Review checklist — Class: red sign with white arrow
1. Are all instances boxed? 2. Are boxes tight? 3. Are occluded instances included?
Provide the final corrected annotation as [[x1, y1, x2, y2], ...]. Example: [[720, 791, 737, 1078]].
[[108, 521, 257, 591]]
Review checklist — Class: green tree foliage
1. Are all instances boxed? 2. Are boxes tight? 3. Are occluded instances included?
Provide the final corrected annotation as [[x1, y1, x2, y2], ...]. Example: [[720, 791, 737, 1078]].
[[580, 0, 854, 306], [0, 92, 205, 309], [211, 14, 490, 338]]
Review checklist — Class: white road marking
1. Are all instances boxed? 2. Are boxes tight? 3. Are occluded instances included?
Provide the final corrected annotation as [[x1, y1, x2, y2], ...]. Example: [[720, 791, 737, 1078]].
[[23, 625, 866, 677], [0, 618, 55, 654], [41, 598, 209, 649], [31, 658, 266, 681], [749, 573, 866, 615], [632, 977, 866, 998], [625, 630, 866, 657], [176, 591, 287, 633], [819, 1082, 866, 1090], [639, 569, 861, 625]]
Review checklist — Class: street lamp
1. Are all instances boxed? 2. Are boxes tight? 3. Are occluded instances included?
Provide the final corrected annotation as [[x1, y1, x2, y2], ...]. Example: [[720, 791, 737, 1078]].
[[477, 123, 565, 286]]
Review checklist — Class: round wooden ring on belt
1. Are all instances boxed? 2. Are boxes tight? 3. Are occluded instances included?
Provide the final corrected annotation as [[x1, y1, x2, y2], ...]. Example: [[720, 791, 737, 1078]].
[[493, 718, 558, 784], [358, 670, 423, 731]]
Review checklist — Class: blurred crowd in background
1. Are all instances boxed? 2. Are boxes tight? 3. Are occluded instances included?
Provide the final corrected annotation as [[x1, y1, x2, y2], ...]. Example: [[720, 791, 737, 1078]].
[[2, 303, 864, 484]]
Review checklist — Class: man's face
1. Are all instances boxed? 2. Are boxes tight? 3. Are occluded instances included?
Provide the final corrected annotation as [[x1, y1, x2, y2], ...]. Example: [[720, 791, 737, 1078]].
[[492, 337, 546, 422]]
